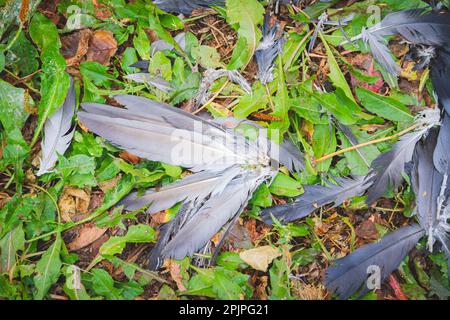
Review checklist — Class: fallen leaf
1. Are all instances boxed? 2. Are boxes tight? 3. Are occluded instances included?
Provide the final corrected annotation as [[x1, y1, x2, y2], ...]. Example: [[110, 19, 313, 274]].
[[86, 30, 117, 65], [356, 220, 379, 241], [61, 29, 93, 67], [98, 175, 121, 192], [67, 224, 108, 251], [239, 246, 281, 272], [168, 260, 186, 292], [58, 187, 91, 222]]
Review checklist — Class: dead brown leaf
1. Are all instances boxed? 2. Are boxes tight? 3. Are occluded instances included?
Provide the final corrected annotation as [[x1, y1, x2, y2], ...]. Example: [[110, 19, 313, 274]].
[[168, 260, 187, 292], [356, 220, 379, 241], [239, 246, 281, 272], [61, 29, 93, 67], [67, 224, 108, 251], [86, 30, 117, 65], [58, 187, 91, 222]]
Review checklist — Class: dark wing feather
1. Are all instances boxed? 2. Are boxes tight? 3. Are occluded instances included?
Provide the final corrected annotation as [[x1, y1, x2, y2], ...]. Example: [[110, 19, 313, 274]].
[[160, 173, 265, 260], [365, 128, 430, 205], [361, 28, 401, 75], [153, 0, 224, 14], [262, 176, 371, 224], [434, 113, 450, 175], [368, 9, 450, 47], [277, 139, 305, 173], [411, 129, 443, 232], [431, 50, 450, 115], [325, 224, 425, 300]]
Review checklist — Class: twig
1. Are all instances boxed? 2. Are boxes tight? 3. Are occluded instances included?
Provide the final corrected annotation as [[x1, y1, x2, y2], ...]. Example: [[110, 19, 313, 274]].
[[314, 123, 420, 164], [193, 80, 229, 115]]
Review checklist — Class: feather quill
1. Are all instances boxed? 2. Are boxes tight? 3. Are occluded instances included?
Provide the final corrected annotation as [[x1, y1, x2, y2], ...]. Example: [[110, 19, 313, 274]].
[[262, 176, 371, 224], [37, 79, 76, 176], [325, 224, 425, 300]]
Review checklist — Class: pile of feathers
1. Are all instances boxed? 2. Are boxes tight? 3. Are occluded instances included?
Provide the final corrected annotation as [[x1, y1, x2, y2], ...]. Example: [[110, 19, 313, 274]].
[[35, 0, 450, 300]]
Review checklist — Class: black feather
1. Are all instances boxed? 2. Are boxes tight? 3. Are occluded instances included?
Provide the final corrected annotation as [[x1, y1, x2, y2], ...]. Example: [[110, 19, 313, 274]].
[[153, 0, 224, 14], [262, 176, 371, 224], [434, 113, 450, 175], [431, 50, 450, 115], [325, 224, 425, 299]]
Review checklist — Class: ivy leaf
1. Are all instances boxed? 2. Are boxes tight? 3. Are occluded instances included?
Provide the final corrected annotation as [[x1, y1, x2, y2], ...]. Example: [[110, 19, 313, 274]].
[[191, 45, 222, 69], [34, 234, 62, 300]]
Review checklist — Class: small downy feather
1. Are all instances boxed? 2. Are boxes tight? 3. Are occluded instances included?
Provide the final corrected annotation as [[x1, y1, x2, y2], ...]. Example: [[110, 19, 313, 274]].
[[262, 176, 371, 224], [325, 224, 425, 300], [360, 28, 401, 76], [255, 15, 285, 84], [434, 113, 450, 175], [37, 79, 76, 176], [153, 0, 224, 14], [365, 109, 441, 205]]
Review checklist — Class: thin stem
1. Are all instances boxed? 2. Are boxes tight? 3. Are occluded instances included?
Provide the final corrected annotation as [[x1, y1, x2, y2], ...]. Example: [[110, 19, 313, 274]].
[[315, 123, 420, 164]]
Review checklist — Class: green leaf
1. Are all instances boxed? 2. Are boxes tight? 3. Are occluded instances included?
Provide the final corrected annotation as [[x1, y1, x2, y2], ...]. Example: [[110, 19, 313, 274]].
[[319, 32, 355, 103], [0, 80, 30, 132], [313, 124, 337, 173], [0, 223, 25, 273], [269, 173, 302, 197], [269, 258, 291, 300], [356, 87, 414, 123], [234, 81, 268, 118], [133, 26, 151, 60], [226, 0, 264, 70], [100, 224, 156, 257], [191, 45, 222, 69], [34, 234, 62, 300], [90, 268, 122, 300], [63, 265, 91, 300]]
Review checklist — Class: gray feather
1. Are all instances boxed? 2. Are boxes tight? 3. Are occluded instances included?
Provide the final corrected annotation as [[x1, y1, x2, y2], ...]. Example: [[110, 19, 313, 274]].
[[277, 139, 305, 173], [361, 28, 401, 76], [120, 166, 242, 214], [262, 176, 371, 224], [434, 114, 450, 175], [161, 172, 270, 260], [325, 224, 425, 300], [349, 10, 450, 48], [153, 0, 224, 14], [431, 50, 450, 115], [411, 129, 443, 236], [37, 79, 76, 176], [124, 73, 173, 93], [255, 16, 285, 84], [365, 128, 431, 205]]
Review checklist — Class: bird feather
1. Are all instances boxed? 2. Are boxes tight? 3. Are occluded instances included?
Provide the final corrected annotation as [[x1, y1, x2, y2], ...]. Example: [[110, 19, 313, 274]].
[[37, 79, 76, 176], [325, 224, 425, 300], [262, 176, 371, 224]]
